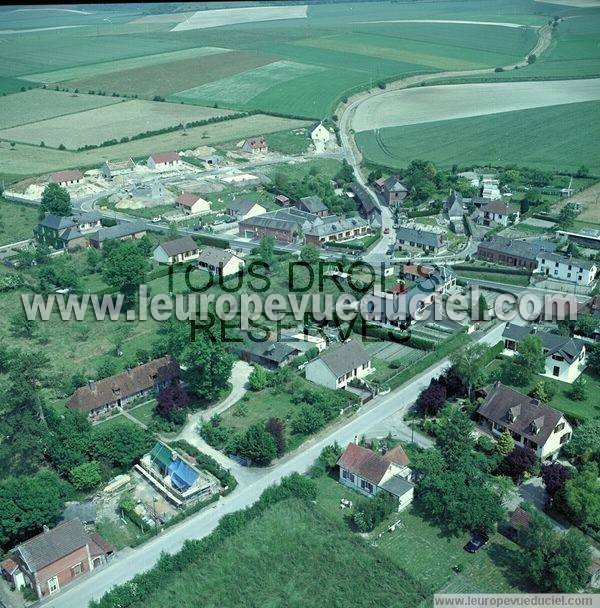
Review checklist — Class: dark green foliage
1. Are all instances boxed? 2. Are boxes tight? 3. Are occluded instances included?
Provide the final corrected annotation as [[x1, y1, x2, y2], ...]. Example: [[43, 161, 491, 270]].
[[40, 182, 71, 217], [90, 422, 153, 471], [237, 424, 277, 466], [352, 491, 396, 532]]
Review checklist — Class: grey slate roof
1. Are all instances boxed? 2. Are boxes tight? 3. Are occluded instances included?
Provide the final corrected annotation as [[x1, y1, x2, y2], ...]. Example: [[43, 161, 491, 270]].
[[477, 382, 563, 447], [13, 519, 90, 573], [227, 198, 261, 215], [396, 225, 443, 249], [502, 324, 586, 363], [241, 208, 317, 232], [350, 182, 380, 216], [318, 340, 370, 378], [197, 246, 239, 268], [383, 176, 408, 193], [158, 236, 198, 258], [478, 236, 554, 261], [379, 475, 414, 498], [298, 195, 328, 214], [61, 502, 97, 524], [39, 214, 75, 231], [305, 215, 369, 238], [89, 222, 146, 244], [502, 323, 534, 342], [537, 251, 595, 271], [244, 340, 299, 364]]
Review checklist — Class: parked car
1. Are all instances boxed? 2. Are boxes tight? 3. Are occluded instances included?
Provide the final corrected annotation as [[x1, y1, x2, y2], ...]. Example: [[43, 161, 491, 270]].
[[151, 217, 161, 223], [464, 533, 489, 553], [383, 227, 390, 234]]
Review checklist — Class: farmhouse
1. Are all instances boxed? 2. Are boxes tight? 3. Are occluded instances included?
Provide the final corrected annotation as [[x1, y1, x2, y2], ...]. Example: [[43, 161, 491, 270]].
[[67, 356, 180, 419], [242, 136, 268, 154], [88, 222, 147, 249], [241, 340, 301, 369], [502, 323, 587, 384], [6, 519, 113, 599], [477, 382, 572, 460], [374, 175, 408, 205], [101, 158, 135, 180], [175, 192, 211, 215], [294, 195, 329, 217], [238, 208, 315, 244], [49, 169, 83, 187], [138, 442, 218, 507], [476, 236, 554, 270], [34, 212, 102, 250], [396, 225, 444, 252], [350, 181, 382, 225], [311, 123, 332, 153], [226, 198, 267, 221], [197, 247, 244, 277], [148, 151, 181, 170], [153, 236, 200, 265], [305, 339, 371, 390], [479, 198, 519, 227], [304, 215, 370, 246], [337, 443, 414, 510], [536, 252, 597, 286]]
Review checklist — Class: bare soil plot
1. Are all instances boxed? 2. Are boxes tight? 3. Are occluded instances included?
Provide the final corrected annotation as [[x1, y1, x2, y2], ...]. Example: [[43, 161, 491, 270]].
[[352, 78, 600, 132], [568, 181, 600, 224], [0, 99, 237, 149], [172, 5, 307, 31], [22, 47, 231, 84], [0, 89, 121, 130]]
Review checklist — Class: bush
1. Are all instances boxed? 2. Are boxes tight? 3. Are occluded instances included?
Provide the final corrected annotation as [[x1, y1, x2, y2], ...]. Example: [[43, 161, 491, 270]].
[[69, 460, 102, 491], [352, 491, 396, 532]]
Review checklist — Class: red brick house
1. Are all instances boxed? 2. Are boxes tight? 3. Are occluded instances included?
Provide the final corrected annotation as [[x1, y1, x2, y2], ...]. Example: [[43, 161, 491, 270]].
[[7, 519, 113, 599]]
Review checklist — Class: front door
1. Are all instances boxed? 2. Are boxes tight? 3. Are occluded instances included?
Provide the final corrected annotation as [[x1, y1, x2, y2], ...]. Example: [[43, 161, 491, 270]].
[[48, 576, 60, 595], [553, 366, 560, 377]]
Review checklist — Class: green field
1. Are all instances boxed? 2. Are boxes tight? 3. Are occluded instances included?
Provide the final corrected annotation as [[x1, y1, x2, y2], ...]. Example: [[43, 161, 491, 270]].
[[0, 198, 38, 246], [0, 89, 121, 130], [357, 100, 600, 173]]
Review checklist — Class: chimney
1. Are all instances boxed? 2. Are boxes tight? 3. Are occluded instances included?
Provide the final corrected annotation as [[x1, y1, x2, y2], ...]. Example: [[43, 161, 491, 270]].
[[43, 525, 49, 533]]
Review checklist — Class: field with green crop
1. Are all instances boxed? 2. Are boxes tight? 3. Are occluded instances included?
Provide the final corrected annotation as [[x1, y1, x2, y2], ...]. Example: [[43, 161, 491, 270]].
[[0, 99, 237, 149], [0, 198, 38, 246], [0, 89, 121, 130], [357, 100, 600, 173]]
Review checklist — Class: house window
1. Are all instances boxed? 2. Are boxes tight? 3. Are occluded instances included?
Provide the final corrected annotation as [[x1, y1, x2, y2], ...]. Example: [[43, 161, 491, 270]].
[[554, 422, 565, 433], [560, 433, 571, 445], [360, 479, 374, 493], [71, 562, 83, 577], [48, 576, 60, 594], [553, 366, 560, 377]]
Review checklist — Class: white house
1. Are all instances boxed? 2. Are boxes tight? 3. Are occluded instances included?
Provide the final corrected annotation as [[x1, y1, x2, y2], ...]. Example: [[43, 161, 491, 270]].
[[305, 340, 371, 390], [147, 151, 181, 170], [197, 247, 244, 278], [337, 443, 414, 510], [311, 123, 332, 153], [242, 137, 268, 154], [536, 252, 597, 286], [226, 199, 267, 222], [477, 382, 572, 460], [480, 199, 519, 227], [153, 236, 200, 265], [502, 323, 587, 384], [175, 192, 211, 215], [482, 176, 501, 200], [49, 170, 84, 187]]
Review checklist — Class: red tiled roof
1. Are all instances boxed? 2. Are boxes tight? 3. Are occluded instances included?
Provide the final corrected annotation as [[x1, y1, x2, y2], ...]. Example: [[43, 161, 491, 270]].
[[88, 532, 114, 557], [150, 151, 180, 164], [337, 443, 390, 485], [176, 192, 200, 207], [0, 558, 19, 575], [50, 170, 83, 183], [386, 283, 407, 294], [403, 264, 434, 278], [508, 507, 531, 531], [383, 445, 410, 467], [245, 137, 266, 149]]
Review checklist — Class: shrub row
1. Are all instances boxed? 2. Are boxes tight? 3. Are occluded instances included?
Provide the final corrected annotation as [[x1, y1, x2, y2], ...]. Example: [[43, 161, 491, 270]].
[[406, 335, 437, 351], [452, 264, 530, 276]]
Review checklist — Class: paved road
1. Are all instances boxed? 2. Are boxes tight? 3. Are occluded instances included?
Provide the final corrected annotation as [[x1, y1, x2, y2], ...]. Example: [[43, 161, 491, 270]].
[[41, 323, 505, 608]]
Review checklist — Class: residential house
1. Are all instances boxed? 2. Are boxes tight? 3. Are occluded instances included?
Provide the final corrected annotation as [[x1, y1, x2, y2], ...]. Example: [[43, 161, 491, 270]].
[[350, 181, 382, 226], [6, 519, 113, 599], [480, 198, 519, 227], [49, 170, 83, 187], [67, 356, 180, 418], [374, 175, 408, 205], [241, 340, 301, 369], [477, 382, 572, 459], [396, 225, 444, 252], [337, 443, 414, 510], [34, 212, 102, 250], [238, 208, 316, 244], [504, 506, 532, 541], [502, 324, 587, 384], [294, 195, 329, 217], [481, 176, 501, 200], [305, 339, 371, 390], [101, 158, 135, 180], [242, 136, 268, 154], [311, 123, 333, 152], [226, 198, 267, 221], [147, 151, 181, 170], [536, 252, 597, 286], [175, 192, 211, 215], [402, 263, 434, 282], [197, 247, 244, 277], [304, 215, 370, 246], [445, 190, 465, 234], [60, 503, 97, 529], [88, 222, 147, 249], [476, 236, 555, 270], [153, 236, 200, 265]]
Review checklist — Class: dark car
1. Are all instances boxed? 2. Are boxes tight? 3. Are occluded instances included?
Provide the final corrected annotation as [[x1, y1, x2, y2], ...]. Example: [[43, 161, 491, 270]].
[[464, 533, 489, 553]]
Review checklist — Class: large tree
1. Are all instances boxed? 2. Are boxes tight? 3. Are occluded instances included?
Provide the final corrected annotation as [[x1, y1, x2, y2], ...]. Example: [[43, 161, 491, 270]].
[[237, 423, 277, 466], [90, 422, 152, 471], [102, 240, 149, 306], [557, 463, 600, 531], [501, 445, 536, 482], [449, 343, 489, 399], [416, 381, 447, 417], [541, 462, 572, 498], [40, 183, 72, 217], [435, 405, 475, 470]]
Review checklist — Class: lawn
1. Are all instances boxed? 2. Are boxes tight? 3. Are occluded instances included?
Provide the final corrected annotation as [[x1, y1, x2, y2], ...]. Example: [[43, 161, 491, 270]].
[[264, 128, 311, 155], [0, 198, 38, 246], [487, 359, 600, 421], [0, 99, 237, 149], [357, 100, 600, 174], [128, 400, 156, 427], [454, 270, 531, 287], [117, 497, 426, 608]]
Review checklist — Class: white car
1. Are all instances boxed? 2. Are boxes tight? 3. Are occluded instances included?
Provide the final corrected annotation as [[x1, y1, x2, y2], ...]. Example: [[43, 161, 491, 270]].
[[151, 217, 162, 223]]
